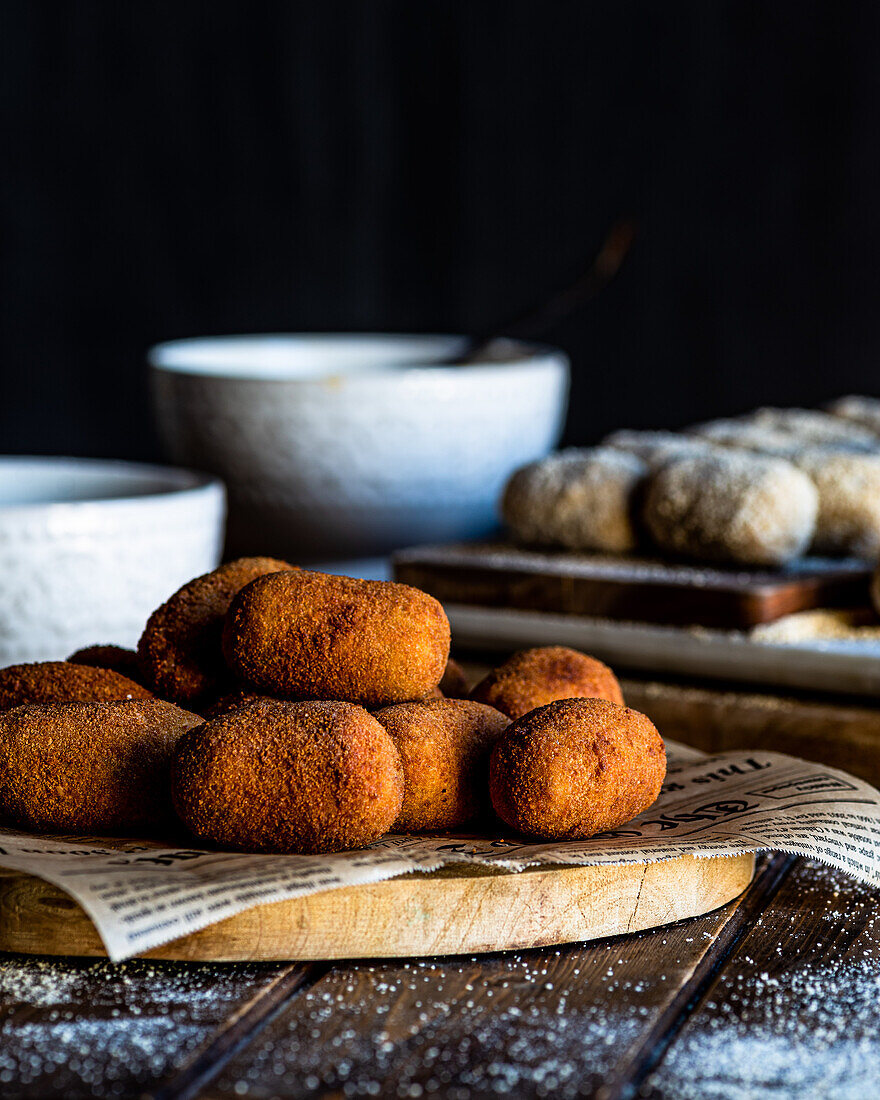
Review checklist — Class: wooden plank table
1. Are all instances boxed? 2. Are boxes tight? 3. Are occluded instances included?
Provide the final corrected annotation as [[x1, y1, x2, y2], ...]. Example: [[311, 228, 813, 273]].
[[0, 854, 877, 1098]]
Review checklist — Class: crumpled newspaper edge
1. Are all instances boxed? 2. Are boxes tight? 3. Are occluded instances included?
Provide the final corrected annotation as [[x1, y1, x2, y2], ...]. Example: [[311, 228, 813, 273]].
[[2, 740, 880, 961]]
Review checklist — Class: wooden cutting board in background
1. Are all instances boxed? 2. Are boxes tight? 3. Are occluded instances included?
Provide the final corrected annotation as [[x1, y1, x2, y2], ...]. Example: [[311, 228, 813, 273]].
[[394, 543, 872, 629]]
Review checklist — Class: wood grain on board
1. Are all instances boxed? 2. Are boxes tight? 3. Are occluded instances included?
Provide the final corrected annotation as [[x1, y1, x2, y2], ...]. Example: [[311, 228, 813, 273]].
[[394, 542, 872, 629], [0, 854, 754, 963]]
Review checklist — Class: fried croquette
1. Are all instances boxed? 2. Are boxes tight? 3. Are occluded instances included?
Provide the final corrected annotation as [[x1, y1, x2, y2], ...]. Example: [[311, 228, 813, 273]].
[[203, 687, 277, 719], [470, 646, 623, 720], [222, 570, 450, 708], [171, 699, 403, 853], [439, 658, 469, 699], [501, 447, 648, 553], [489, 698, 666, 839], [0, 699, 201, 833], [375, 699, 509, 831], [0, 661, 153, 713], [138, 556, 294, 707], [67, 644, 144, 683], [642, 451, 818, 566]]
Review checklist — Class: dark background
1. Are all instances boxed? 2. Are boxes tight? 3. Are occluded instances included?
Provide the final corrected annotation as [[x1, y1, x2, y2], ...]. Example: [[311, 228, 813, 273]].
[[2, 1, 879, 461]]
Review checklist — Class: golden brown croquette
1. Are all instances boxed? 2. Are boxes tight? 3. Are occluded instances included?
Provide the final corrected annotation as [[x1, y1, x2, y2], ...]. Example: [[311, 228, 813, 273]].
[[171, 699, 404, 854], [375, 698, 509, 831], [439, 658, 469, 699], [470, 646, 623, 720], [203, 687, 277, 719], [489, 698, 666, 839], [222, 570, 450, 708], [0, 699, 202, 833], [0, 661, 153, 713], [137, 556, 294, 707], [67, 644, 144, 683]]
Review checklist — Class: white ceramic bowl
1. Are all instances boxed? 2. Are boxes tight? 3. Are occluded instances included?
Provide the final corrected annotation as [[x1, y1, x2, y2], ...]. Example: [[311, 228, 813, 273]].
[[149, 335, 569, 562], [0, 457, 225, 665]]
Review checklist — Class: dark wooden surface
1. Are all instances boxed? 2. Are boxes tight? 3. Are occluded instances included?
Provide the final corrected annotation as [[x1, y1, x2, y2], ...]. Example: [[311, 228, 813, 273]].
[[0, 854, 877, 1098], [394, 544, 873, 630]]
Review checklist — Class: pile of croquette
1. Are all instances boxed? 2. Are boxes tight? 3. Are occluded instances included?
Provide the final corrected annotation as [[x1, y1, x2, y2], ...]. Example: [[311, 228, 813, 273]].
[[0, 559, 666, 853]]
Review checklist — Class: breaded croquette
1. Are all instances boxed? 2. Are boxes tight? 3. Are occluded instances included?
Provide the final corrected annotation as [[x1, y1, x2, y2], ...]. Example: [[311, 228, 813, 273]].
[[171, 700, 403, 854], [439, 658, 469, 699], [67, 644, 144, 683], [642, 451, 817, 566], [501, 447, 647, 553], [222, 570, 450, 708], [203, 687, 277, 719], [375, 699, 509, 831], [470, 646, 623, 720], [489, 698, 666, 839], [0, 699, 201, 833], [138, 556, 293, 707], [827, 394, 880, 437], [0, 661, 153, 713]]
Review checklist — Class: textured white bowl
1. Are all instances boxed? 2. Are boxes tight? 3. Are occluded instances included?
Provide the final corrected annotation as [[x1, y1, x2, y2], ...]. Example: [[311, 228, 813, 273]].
[[149, 335, 569, 561], [0, 457, 225, 664]]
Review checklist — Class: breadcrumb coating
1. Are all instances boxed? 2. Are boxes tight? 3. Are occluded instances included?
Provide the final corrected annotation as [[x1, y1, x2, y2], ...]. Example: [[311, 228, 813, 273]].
[[642, 451, 818, 566], [222, 570, 450, 708], [0, 661, 152, 713], [171, 699, 403, 853], [792, 450, 880, 558], [439, 658, 469, 699], [138, 556, 293, 706], [690, 420, 880, 558], [67, 644, 144, 683], [502, 447, 647, 553], [827, 395, 880, 436], [747, 407, 880, 449], [470, 646, 623, 720], [0, 699, 201, 833], [489, 698, 666, 839], [603, 429, 716, 467], [375, 699, 509, 831]]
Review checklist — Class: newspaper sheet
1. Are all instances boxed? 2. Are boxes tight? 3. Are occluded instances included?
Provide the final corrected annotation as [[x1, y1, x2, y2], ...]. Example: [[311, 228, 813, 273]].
[[1, 742, 879, 961]]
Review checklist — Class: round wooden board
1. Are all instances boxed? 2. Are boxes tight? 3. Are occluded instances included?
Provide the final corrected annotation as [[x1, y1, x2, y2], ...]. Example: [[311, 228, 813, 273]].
[[0, 852, 755, 962]]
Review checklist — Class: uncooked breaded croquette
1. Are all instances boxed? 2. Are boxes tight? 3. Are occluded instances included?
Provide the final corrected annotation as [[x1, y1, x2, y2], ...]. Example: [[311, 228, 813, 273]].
[[0, 661, 153, 713], [602, 429, 716, 467], [827, 395, 880, 437], [489, 698, 666, 840], [138, 556, 294, 707], [439, 658, 469, 699], [171, 700, 403, 853], [791, 449, 880, 558], [470, 646, 623, 721], [0, 699, 202, 833], [642, 451, 818, 566], [375, 699, 509, 831], [746, 407, 880, 449], [222, 570, 450, 709], [689, 417, 873, 459], [67, 644, 144, 683], [687, 421, 880, 558], [501, 447, 648, 553]]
